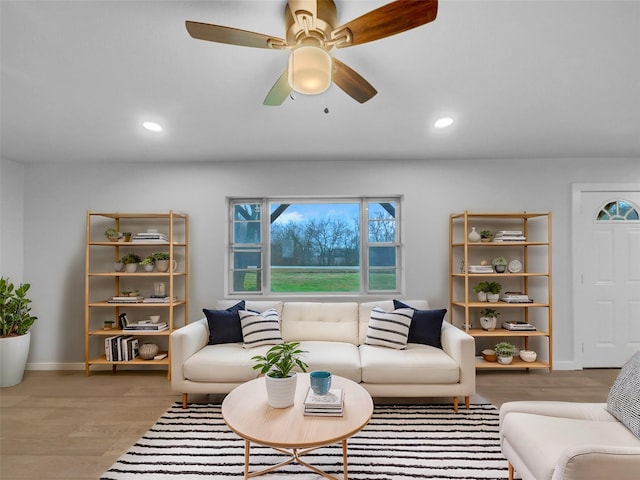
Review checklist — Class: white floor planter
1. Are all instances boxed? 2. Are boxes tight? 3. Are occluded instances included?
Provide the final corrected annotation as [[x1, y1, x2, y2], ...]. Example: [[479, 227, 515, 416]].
[[0, 331, 31, 388], [265, 373, 297, 408]]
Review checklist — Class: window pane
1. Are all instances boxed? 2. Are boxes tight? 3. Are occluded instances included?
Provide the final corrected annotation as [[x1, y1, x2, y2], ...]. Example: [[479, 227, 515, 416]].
[[597, 200, 640, 221], [368, 201, 397, 243], [369, 246, 396, 267], [233, 203, 261, 243], [232, 248, 261, 292], [369, 269, 397, 291], [270, 202, 360, 292]]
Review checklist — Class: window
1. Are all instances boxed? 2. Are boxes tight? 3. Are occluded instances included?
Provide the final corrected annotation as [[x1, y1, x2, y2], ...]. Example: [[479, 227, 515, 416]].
[[229, 197, 402, 295], [596, 200, 639, 221]]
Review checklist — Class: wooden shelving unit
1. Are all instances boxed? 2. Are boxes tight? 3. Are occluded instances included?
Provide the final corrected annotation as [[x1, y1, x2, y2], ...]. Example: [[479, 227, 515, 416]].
[[84, 211, 189, 378], [449, 211, 552, 370]]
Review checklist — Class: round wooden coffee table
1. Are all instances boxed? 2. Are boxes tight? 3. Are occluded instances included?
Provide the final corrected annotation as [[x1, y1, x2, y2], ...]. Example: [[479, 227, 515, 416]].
[[222, 373, 373, 479]]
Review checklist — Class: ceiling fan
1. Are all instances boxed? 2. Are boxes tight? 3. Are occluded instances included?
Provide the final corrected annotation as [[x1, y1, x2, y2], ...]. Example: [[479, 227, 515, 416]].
[[186, 0, 438, 105]]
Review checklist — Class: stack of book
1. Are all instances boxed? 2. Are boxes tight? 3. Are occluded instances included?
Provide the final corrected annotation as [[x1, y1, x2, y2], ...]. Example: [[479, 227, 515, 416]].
[[494, 230, 526, 242], [303, 387, 344, 416], [501, 292, 534, 303], [502, 321, 537, 331], [468, 265, 494, 274], [105, 335, 139, 361], [142, 296, 173, 303], [108, 296, 143, 303], [132, 232, 169, 243], [124, 322, 169, 332]]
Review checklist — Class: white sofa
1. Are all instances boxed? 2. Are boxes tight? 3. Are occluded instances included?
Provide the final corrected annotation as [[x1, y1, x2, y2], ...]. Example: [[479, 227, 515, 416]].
[[171, 299, 476, 411]]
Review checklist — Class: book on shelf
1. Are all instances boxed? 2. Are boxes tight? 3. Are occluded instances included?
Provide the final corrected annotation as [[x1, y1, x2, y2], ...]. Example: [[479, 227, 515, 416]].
[[108, 296, 143, 303], [303, 387, 344, 416], [124, 322, 168, 331], [105, 335, 139, 361], [494, 230, 526, 242], [501, 292, 533, 303], [142, 296, 174, 303], [502, 321, 537, 331], [132, 232, 169, 243], [468, 265, 494, 274]]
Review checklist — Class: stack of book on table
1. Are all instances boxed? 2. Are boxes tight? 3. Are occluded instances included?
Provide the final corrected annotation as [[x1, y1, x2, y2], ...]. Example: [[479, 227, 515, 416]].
[[124, 322, 169, 332], [502, 321, 537, 331], [501, 292, 534, 303], [303, 387, 344, 416], [494, 230, 526, 242]]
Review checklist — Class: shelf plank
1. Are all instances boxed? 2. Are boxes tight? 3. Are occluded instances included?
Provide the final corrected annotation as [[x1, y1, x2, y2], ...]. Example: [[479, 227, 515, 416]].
[[475, 358, 550, 369], [89, 329, 171, 336], [88, 300, 186, 307], [452, 301, 549, 308], [88, 353, 169, 365], [466, 328, 549, 337]]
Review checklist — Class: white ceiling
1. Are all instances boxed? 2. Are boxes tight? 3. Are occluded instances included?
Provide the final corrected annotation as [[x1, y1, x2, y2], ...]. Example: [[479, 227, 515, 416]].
[[2, 0, 639, 164]]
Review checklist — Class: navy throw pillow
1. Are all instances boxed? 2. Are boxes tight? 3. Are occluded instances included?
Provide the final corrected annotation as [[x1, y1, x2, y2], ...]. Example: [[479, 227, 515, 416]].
[[393, 300, 446, 349], [203, 300, 245, 345]]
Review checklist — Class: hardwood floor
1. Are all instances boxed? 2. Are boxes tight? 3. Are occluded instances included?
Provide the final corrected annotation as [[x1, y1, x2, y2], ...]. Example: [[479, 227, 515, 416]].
[[1, 368, 620, 480]]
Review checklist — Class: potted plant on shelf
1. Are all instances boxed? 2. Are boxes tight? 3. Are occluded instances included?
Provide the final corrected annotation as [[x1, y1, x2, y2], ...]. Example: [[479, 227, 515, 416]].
[[0, 277, 38, 387], [104, 228, 121, 242], [486, 281, 502, 302], [473, 281, 490, 302], [492, 256, 508, 273], [252, 342, 309, 408], [480, 230, 493, 242], [121, 232, 132, 242], [103, 319, 115, 330], [141, 255, 155, 272], [494, 341, 516, 365], [120, 253, 142, 273], [152, 252, 174, 272], [479, 308, 500, 331]]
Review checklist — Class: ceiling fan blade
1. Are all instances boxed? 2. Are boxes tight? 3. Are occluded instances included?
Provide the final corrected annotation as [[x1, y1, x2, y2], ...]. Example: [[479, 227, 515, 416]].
[[332, 0, 438, 48], [332, 58, 377, 103], [263, 70, 292, 106], [186, 21, 287, 49]]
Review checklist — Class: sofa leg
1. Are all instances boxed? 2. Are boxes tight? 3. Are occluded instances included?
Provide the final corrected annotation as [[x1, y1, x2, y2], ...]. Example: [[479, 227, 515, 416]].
[[453, 396, 459, 413], [508, 462, 514, 480], [465, 396, 470, 410], [182, 393, 188, 409]]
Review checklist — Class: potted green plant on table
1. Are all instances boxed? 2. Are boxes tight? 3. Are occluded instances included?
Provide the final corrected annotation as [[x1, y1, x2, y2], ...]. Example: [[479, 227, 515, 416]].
[[252, 342, 309, 408], [479, 308, 500, 331], [486, 281, 502, 302], [494, 341, 516, 365], [473, 281, 490, 302], [119, 253, 142, 273], [0, 277, 38, 387]]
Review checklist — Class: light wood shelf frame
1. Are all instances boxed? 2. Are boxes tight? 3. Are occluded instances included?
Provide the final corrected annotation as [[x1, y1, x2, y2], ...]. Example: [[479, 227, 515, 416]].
[[84, 211, 189, 378], [449, 211, 552, 371]]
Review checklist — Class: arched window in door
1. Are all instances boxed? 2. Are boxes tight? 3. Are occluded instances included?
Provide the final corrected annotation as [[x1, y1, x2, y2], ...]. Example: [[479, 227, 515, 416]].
[[596, 199, 640, 221]]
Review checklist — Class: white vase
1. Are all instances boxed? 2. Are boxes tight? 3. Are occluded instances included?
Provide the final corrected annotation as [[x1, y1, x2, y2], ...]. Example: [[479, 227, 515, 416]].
[[480, 316, 497, 331], [468, 227, 481, 243], [0, 331, 31, 387], [265, 373, 297, 408]]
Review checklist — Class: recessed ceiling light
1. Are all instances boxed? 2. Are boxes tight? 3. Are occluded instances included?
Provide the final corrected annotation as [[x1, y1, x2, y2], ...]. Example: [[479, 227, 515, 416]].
[[142, 121, 163, 133], [434, 117, 454, 129]]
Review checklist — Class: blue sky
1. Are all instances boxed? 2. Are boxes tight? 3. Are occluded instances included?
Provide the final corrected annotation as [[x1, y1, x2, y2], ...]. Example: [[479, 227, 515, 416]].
[[270, 202, 359, 225]]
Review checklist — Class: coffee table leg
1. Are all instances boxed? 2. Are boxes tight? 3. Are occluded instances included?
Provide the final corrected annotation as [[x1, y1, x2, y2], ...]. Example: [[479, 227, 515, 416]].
[[342, 439, 348, 480], [244, 439, 251, 479]]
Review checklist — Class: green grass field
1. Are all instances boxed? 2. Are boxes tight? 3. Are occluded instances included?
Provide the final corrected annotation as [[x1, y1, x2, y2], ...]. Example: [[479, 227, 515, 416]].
[[239, 269, 396, 292]]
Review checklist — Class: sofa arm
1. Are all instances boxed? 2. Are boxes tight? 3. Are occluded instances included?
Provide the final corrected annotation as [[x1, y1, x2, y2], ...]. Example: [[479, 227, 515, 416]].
[[170, 318, 209, 388], [500, 401, 615, 426], [440, 322, 476, 395], [554, 444, 640, 480]]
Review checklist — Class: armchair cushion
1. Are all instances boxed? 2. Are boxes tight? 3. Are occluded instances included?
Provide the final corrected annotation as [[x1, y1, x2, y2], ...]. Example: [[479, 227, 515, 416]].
[[607, 351, 640, 438]]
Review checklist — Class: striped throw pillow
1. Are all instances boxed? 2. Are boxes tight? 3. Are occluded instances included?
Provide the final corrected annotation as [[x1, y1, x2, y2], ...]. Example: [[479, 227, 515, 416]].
[[239, 309, 283, 349], [365, 306, 414, 350]]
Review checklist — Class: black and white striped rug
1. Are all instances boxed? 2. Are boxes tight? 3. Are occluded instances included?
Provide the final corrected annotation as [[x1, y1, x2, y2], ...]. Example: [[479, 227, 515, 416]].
[[101, 403, 507, 480]]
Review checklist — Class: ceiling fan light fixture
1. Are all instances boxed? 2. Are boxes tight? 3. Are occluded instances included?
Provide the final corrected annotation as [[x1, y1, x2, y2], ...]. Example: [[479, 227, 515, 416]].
[[288, 46, 332, 95]]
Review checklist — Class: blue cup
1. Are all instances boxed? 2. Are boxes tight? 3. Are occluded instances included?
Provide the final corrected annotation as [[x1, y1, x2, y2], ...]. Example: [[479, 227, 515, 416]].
[[309, 370, 332, 395]]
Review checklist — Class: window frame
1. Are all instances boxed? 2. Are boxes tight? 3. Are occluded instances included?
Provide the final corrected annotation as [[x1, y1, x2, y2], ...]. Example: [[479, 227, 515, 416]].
[[227, 196, 403, 296]]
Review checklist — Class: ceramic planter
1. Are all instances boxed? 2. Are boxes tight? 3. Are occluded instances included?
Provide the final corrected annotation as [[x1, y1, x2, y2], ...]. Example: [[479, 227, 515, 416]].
[[265, 372, 297, 408], [480, 316, 497, 331], [497, 355, 513, 365], [0, 331, 31, 387]]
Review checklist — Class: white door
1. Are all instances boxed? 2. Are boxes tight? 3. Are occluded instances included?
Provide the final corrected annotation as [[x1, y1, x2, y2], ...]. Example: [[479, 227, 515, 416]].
[[575, 187, 640, 367]]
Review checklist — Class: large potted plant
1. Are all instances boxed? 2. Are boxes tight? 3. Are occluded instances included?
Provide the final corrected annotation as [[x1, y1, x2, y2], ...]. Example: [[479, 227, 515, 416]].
[[0, 277, 38, 387], [252, 342, 309, 408]]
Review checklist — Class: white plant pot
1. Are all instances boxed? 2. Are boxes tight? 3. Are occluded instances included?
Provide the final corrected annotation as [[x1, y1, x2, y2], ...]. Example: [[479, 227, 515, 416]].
[[477, 292, 487, 302], [480, 316, 497, 331], [0, 331, 31, 387], [497, 355, 513, 365], [265, 373, 297, 408], [124, 263, 138, 273], [487, 293, 500, 302]]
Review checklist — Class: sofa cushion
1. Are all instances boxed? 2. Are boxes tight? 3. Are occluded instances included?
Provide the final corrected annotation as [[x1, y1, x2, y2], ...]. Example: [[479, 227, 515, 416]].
[[281, 302, 359, 344], [239, 309, 284, 348], [364, 306, 414, 349], [183, 343, 271, 383], [299, 340, 362, 383], [359, 300, 430, 345], [203, 300, 245, 345], [394, 299, 446, 349], [607, 351, 640, 438], [359, 343, 460, 384], [215, 300, 283, 318]]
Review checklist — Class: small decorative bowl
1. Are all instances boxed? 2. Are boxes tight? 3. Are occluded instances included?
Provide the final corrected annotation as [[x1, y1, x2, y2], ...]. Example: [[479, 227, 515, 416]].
[[139, 343, 159, 360], [482, 349, 497, 362], [519, 350, 537, 362]]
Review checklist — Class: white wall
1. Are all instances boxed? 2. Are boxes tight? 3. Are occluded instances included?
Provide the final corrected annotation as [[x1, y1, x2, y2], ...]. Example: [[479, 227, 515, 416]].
[[17, 157, 640, 369], [0, 157, 25, 281]]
